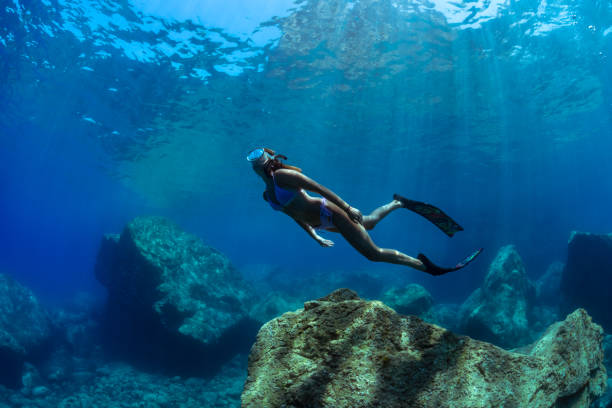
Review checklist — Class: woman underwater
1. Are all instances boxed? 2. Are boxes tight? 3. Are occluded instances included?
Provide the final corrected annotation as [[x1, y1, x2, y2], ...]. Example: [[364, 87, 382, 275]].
[[247, 148, 482, 276]]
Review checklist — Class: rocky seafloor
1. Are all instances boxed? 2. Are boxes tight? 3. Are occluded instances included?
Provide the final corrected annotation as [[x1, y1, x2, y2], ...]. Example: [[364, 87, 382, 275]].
[[1, 216, 611, 407]]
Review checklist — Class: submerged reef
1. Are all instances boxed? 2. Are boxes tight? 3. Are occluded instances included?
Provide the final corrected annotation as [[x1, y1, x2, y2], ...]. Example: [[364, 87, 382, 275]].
[[242, 288, 606, 408], [3, 220, 612, 407], [0, 354, 247, 408], [0, 273, 53, 388], [95, 216, 259, 376], [561, 232, 612, 333]]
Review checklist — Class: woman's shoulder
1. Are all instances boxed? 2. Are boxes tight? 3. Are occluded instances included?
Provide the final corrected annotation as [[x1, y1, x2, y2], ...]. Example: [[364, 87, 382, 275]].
[[272, 168, 306, 190], [273, 168, 302, 177]]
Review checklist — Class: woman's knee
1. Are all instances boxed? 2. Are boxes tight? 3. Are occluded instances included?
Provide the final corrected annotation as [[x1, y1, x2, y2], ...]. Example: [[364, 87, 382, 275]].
[[362, 216, 375, 230], [363, 248, 383, 261]]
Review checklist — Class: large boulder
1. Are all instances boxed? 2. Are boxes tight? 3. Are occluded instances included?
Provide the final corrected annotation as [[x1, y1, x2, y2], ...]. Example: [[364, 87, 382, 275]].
[[95, 216, 258, 375], [561, 231, 612, 332], [242, 288, 607, 408], [458, 245, 536, 348], [381, 283, 433, 317], [0, 274, 53, 388]]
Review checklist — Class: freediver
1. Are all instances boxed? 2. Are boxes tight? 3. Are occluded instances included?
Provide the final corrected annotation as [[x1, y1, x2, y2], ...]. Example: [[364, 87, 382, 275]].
[[247, 148, 482, 276]]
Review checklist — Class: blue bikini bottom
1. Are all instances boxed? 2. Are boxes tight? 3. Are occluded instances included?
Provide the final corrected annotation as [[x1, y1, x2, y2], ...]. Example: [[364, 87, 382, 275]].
[[317, 198, 334, 230]]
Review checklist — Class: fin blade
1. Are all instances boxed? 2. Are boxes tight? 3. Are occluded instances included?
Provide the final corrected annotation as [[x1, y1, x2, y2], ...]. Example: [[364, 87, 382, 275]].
[[418, 248, 483, 276], [394, 194, 463, 237], [454, 248, 483, 269]]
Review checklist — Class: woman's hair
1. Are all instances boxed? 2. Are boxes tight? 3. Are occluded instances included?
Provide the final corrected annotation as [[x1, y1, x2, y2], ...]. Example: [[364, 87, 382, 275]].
[[263, 150, 302, 176]]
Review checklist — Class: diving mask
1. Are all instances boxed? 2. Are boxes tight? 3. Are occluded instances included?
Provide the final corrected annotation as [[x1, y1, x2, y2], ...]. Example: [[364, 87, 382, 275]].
[[246, 148, 275, 167], [246, 148, 266, 162]]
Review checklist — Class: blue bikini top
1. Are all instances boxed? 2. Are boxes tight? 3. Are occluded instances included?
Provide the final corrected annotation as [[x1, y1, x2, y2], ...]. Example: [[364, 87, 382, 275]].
[[266, 174, 298, 211]]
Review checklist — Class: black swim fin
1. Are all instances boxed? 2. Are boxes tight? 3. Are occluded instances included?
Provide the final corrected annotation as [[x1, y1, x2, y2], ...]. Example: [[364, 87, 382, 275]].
[[394, 194, 464, 237], [417, 248, 483, 276]]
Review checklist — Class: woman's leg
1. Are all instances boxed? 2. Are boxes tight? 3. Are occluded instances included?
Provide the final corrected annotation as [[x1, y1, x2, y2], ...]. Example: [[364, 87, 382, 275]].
[[327, 201, 425, 271], [362, 199, 403, 230]]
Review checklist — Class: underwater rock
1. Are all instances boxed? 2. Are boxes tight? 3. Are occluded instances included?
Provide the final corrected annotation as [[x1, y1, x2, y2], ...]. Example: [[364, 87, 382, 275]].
[[529, 305, 561, 338], [561, 231, 612, 332], [422, 303, 460, 332], [31, 385, 50, 397], [54, 310, 100, 359], [605, 334, 612, 370], [0, 353, 247, 408], [0, 273, 53, 388], [536, 261, 564, 306], [529, 262, 564, 335], [48, 294, 104, 360], [458, 245, 536, 348], [381, 283, 433, 316], [242, 288, 606, 408], [249, 292, 304, 325], [21, 362, 45, 396], [95, 216, 258, 376], [593, 384, 612, 408], [597, 335, 612, 408]]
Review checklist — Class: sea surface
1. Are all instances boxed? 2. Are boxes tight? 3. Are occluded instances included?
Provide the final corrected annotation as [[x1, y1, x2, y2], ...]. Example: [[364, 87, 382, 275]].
[[1, 0, 611, 406]]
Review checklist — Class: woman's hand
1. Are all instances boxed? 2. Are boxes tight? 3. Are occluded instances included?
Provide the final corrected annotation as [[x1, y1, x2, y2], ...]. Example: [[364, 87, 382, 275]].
[[347, 206, 363, 224], [317, 237, 335, 247]]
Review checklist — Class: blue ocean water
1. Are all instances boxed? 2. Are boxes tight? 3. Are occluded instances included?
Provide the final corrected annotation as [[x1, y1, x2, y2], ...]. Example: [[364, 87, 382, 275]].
[[2, 0, 611, 305], [1, 1, 612, 401]]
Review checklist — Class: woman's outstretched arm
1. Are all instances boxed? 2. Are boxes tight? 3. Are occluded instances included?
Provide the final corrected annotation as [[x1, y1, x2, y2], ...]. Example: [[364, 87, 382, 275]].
[[294, 219, 334, 247], [274, 169, 363, 223]]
